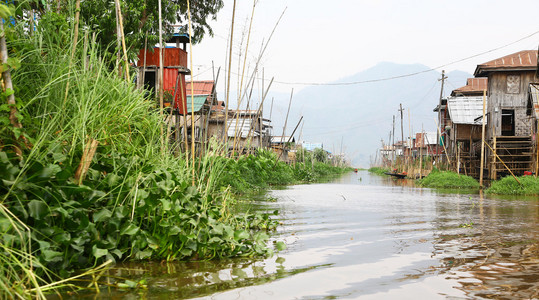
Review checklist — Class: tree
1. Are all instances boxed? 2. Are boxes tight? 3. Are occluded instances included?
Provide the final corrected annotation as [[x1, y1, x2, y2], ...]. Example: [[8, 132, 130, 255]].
[[78, 0, 223, 59]]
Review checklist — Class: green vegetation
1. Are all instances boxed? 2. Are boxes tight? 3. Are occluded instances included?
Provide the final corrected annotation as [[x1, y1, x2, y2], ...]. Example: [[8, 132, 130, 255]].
[[368, 167, 390, 176], [0, 8, 287, 299], [418, 169, 480, 189], [218, 149, 351, 194], [487, 175, 539, 195], [0, 3, 352, 298]]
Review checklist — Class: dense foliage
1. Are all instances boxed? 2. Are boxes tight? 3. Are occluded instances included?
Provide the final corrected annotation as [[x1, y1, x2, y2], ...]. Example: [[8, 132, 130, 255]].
[[487, 175, 539, 195], [417, 170, 480, 189], [0, 10, 276, 298], [217, 150, 351, 194]]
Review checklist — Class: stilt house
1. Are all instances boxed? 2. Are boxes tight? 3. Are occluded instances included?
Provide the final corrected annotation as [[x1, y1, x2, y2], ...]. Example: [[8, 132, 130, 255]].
[[136, 33, 190, 113], [445, 78, 488, 177], [473, 50, 539, 178]]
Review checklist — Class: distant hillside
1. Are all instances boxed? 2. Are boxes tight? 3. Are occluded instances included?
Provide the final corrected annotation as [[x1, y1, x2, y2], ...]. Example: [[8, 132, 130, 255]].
[[267, 62, 472, 167]]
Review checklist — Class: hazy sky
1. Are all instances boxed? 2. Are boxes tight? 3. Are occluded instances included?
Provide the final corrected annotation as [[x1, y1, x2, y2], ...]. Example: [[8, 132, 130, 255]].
[[190, 0, 539, 94]]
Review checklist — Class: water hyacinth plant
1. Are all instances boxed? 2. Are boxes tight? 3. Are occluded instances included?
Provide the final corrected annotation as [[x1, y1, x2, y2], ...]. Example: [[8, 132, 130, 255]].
[[0, 11, 279, 298]]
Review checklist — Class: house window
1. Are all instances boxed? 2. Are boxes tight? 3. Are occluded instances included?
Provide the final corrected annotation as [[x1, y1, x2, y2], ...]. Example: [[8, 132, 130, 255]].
[[506, 75, 520, 94]]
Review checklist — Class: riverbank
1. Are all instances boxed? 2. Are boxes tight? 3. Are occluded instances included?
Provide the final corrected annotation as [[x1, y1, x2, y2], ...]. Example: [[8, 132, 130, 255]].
[[0, 20, 352, 297]]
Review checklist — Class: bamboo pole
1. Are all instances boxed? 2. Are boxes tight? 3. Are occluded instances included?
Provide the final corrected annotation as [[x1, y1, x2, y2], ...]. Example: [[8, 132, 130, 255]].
[[239, 78, 274, 155], [232, 0, 257, 153], [434, 117, 451, 166], [281, 89, 294, 146], [114, 0, 129, 82], [157, 0, 164, 153], [62, 0, 81, 105], [223, 0, 237, 147], [186, 0, 196, 183], [484, 141, 522, 186], [276, 116, 303, 162], [141, 33, 148, 88], [479, 89, 486, 187], [224, 8, 286, 144]]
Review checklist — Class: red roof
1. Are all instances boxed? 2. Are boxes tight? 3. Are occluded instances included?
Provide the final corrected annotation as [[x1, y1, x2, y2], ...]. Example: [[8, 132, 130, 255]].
[[186, 80, 214, 96], [451, 78, 488, 96], [474, 50, 538, 76]]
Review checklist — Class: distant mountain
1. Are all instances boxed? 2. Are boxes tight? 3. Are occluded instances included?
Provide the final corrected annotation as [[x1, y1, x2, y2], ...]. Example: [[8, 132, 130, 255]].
[[267, 62, 472, 167]]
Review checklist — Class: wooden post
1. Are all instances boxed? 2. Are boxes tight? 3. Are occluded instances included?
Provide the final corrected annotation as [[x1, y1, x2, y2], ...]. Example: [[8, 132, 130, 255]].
[[479, 89, 486, 187], [457, 142, 460, 174], [419, 126, 423, 178], [536, 119, 539, 177]]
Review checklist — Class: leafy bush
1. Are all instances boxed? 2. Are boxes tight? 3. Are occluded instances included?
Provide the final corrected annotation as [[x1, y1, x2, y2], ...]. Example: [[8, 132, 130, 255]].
[[487, 175, 539, 195], [418, 171, 480, 189], [368, 167, 390, 176]]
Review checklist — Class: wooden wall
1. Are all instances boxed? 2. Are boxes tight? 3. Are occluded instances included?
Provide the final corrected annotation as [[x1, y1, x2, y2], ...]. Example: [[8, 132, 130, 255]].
[[486, 71, 537, 139]]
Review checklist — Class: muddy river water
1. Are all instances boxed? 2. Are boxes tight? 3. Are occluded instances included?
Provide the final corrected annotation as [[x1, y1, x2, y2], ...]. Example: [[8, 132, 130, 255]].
[[74, 171, 539, 299]]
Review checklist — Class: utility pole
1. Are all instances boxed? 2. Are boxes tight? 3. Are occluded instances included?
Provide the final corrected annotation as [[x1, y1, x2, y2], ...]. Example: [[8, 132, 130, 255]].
[[392, 115, 396, 166], [437, 70, 447, 164], [399, 104, 405, 168]]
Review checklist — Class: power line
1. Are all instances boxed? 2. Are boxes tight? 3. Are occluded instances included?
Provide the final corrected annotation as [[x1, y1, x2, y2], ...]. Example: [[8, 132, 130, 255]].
[[242, 29, 539, 87]]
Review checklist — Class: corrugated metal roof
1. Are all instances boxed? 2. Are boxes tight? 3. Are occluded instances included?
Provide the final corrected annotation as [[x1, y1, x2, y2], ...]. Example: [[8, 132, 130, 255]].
[[451, 78, 488, 96], [226, 119, 259, 138], [271, 136, 295, 144], [186, 95, 208, 113], [474, 50, 538, 76], [529, 83, 539, 119], [422, 132, 437, 145], [447, 96, 486, 125], [186, 80, 214, 96]]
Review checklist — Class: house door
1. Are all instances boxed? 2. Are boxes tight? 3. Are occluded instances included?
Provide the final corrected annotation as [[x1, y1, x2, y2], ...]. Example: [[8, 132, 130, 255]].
[[501, 109, 515, 136]]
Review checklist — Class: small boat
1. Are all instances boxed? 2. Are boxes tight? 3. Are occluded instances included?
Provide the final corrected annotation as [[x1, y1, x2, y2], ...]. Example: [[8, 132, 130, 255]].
[[384, 170, 407, 179]]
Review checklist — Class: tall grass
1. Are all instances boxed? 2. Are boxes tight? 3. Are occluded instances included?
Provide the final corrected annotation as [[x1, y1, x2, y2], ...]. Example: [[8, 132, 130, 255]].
[[0, 14, 279, 298]]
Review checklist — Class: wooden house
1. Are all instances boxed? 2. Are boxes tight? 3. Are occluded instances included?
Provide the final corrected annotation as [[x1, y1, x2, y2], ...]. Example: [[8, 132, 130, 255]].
[[136, 33, 190, 113], [473, 50, 539, 178], [177, 80, 218, 151], [271, 136, 296, 162], [445, 78, 487, 177], [226, 110, 272, 153]]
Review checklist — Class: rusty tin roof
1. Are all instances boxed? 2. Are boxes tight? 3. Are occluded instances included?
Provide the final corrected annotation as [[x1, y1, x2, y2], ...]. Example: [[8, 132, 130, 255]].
[[474, 50, 538, 76], [451, 78, 488, 96], [186, 80, 215, 96]]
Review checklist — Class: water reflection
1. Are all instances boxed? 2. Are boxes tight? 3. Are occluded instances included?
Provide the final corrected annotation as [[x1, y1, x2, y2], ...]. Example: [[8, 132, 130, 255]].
[[53, 170, 539, 299]]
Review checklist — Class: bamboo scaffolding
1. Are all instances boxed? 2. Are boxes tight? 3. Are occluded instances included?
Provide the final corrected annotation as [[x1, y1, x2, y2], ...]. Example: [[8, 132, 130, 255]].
[[484, 141, 522, 186], [232, 0, 257, 153], [239, 78, 274, 155]]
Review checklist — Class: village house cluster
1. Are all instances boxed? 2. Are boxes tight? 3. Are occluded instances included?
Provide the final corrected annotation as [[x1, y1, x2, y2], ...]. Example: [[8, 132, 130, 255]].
[[133, 32, 333, 164], [381, 50, 539, 180]]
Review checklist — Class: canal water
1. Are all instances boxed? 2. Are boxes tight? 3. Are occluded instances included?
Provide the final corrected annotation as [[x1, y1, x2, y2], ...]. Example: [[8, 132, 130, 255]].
[[70, 170, 539, 299]]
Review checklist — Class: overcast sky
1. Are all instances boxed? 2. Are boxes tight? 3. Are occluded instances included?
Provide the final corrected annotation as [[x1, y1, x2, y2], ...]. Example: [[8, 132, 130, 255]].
[[189, 0, 539, 94]]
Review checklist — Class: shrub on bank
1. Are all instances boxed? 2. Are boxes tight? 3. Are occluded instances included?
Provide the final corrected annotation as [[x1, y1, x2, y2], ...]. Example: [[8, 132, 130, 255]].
[[418, 170, 480, 189], [368, 167, 390, 176], [487, 175, 539, 195]]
